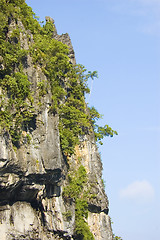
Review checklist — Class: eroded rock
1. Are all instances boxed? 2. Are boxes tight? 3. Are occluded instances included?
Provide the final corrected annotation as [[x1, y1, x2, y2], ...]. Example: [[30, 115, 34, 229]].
[[0, 13, 113, 240]]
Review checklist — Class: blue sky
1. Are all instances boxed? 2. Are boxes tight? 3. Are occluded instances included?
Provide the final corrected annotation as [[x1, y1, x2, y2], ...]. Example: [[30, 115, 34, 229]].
[[26, 1, 160, 239]]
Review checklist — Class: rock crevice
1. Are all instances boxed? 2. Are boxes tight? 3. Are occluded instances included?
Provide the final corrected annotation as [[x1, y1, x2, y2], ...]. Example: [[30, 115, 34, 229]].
[[0, 8, 113, 240]]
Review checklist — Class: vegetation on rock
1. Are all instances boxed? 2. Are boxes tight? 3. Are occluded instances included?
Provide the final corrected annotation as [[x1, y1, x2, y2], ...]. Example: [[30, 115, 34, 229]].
[[113, 235, 123, 240], [0, 1, 119, 239], [63, 165, 94, 240], [0, 0, 117, 152]]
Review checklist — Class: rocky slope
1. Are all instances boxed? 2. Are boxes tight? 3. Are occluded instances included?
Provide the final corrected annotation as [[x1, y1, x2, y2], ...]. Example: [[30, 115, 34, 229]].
[[0, 1, 114, 239]]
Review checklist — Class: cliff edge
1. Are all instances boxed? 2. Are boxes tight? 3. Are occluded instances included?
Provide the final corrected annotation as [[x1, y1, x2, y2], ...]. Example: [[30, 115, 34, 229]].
[[0, 1, 114, 239]]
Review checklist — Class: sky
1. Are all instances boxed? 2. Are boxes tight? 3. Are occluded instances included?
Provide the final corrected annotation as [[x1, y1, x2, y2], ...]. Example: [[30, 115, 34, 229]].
[[26, 1, 160, 239]]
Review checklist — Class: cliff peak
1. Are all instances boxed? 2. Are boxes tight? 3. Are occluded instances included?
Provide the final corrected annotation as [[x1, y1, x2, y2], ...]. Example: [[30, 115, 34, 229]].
[[0, 1, 115, 239]]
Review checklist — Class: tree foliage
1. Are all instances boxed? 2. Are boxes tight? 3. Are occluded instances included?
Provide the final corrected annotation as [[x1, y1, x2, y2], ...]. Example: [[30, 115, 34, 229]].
[[0, 1, 118, 238], [113, 235, 123, 240], [63, 165, 94, 240], [89, 106, 118, 145], [0, 0, 117, 152]]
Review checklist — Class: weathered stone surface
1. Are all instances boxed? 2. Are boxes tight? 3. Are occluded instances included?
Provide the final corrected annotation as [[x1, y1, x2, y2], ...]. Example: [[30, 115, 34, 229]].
[[55, 33, 76, 65], [73, 134, 109, 212], [88, 212, 113, 240], [0, 16, 113, 240]]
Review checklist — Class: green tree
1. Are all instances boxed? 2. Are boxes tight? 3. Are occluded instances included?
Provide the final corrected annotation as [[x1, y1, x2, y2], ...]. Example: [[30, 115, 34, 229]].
[[0, 0, 118, 152]]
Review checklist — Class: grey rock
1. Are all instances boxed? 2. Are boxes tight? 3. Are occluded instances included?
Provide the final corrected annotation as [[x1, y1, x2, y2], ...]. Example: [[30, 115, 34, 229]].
[[0, 15, 113, 240], [55, 33, 76, 65]]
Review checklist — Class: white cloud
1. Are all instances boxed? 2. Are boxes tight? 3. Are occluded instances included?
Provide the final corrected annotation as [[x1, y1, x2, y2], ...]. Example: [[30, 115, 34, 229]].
[[119, 180, 155, 203]]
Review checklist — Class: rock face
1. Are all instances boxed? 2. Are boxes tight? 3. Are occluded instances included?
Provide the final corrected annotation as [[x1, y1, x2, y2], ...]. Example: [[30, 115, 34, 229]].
[[0, 10, 113, 240]]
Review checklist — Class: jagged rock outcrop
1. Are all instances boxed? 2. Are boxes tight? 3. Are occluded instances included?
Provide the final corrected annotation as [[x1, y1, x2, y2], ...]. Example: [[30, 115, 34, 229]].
[[0, 3, 113, 239]]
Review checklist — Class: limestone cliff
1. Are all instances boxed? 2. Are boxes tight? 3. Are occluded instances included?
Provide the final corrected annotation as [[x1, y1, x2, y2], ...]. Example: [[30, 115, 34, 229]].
[[0, 1, 114, 239]]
